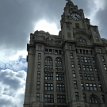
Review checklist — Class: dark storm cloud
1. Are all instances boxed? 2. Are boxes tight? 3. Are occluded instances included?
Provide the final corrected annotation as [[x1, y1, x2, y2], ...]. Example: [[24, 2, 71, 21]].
[[0, 0, 40, 49], [0, 0, 106, 50]]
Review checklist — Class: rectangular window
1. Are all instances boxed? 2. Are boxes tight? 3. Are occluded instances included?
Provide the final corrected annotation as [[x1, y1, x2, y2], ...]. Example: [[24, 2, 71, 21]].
[[44, 83, 53, 91], [44, 94, 54, 103], [56, 83, 65, 92], [56, 73, 64, 81], [102, 56, 105, 62], [93, 84, 97, 91], [74, 80, 78, 89], [75, 92, 79, 101], [86, 83, 89, 90], [73, 73, 76, 78], [81, 83, 85, 90], [45, 73, 53, 80], [70, 53, 73, 58], [49, 49, 52, 53], [38, 53, 41, 60], [36, 93, 40, 101], [57, 94, 66, 103], [55, 50, 58, 54], [59, 50, 62, 55], [104, 64, 107, 70], [45, 48, 48, 53], [99, 84, 102, 91]]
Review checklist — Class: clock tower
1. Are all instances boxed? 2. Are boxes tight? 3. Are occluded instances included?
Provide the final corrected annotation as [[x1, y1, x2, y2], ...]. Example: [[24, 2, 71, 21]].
[[60, 0, 89, 41]]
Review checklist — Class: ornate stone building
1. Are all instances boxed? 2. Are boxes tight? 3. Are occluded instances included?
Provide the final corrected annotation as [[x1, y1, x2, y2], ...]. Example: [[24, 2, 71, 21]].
[[24, 0, 107, 107]]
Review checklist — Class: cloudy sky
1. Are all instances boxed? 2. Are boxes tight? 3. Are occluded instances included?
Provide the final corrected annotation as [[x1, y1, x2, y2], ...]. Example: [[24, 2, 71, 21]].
[[0, 0, 107, 107]]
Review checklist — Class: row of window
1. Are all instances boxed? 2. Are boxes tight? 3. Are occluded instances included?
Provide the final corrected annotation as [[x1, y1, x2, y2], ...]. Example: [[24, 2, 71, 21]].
[[44, 94, 66, 103], [45, 48, 62, 55], [44, 57, 62, 64], [76, 49, 93, 55], [44, 83, 65, 92], [79, 73, 95, 81], [44, 57, 63, 72], [44, 72, 64, 81], [81, 83, 102, 91], [78, 56, 95, 63]]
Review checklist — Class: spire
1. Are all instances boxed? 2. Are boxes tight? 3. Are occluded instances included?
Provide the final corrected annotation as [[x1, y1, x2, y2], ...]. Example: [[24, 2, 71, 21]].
[[66, 0, 73, 3], [65, 0, 74, 6], [66, 0, 72, 2]]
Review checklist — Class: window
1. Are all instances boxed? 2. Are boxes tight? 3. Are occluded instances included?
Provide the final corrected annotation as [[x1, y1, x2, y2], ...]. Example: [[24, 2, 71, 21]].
[[83, 93, 87, 102], [70, 53, 73, 58], [90, 95, 99, 103], [45, 48, 48, 53], [57, 94, 66, 103], [75, 92, 79, 101], [56, 73, 64, 81], [102, 56, 105, 62], [36, 93, 40, 101], [86, 83, 89, 90], [44, 57, 53, 71], [74, 81, 78, 89], [98, 84, 102, 91], [55, 57, 63, 71], [55, 50, 58, 54], [85, 83, 97, 91], [102, 95, 105, 103], [104, 64, 107, 70], [71, 64, 75, 68], [56, 83, 65, 92], [59, 50, 62, 55], [38, 53, 41, 60], [37, 84, 40, 90], [81, 83, 85, 90], [49, 49, 52, 53], [38, 63, 41, 69], [44, 94, 54, 103], [93, 84, 97, 91], [44, 83, 53, 91], [73, 73, 76, 78], [45, 73, 53, 80]]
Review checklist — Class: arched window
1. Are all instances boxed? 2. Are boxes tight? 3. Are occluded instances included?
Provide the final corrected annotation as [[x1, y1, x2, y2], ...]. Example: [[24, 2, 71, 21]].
[[89, 94, 100, 104], [55, 57, 63, 71], [44, 56, 53, 71]]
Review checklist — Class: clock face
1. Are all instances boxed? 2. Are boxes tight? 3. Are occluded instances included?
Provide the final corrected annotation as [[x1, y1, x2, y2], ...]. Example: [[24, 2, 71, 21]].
[[70, 13, 81, 21]]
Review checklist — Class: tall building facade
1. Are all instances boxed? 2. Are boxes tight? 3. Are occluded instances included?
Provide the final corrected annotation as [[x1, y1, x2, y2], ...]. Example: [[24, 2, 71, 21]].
[[24, 1, 107, 107]]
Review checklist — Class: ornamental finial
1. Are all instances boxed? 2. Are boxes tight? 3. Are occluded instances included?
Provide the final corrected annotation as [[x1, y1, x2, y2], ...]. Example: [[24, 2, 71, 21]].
[[66, 0, 72, 2]]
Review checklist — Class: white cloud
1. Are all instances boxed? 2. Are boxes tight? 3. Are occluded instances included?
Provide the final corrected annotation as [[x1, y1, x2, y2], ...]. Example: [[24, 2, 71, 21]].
[[0, 57, 27, 107], [33, 19, 59, 35]]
